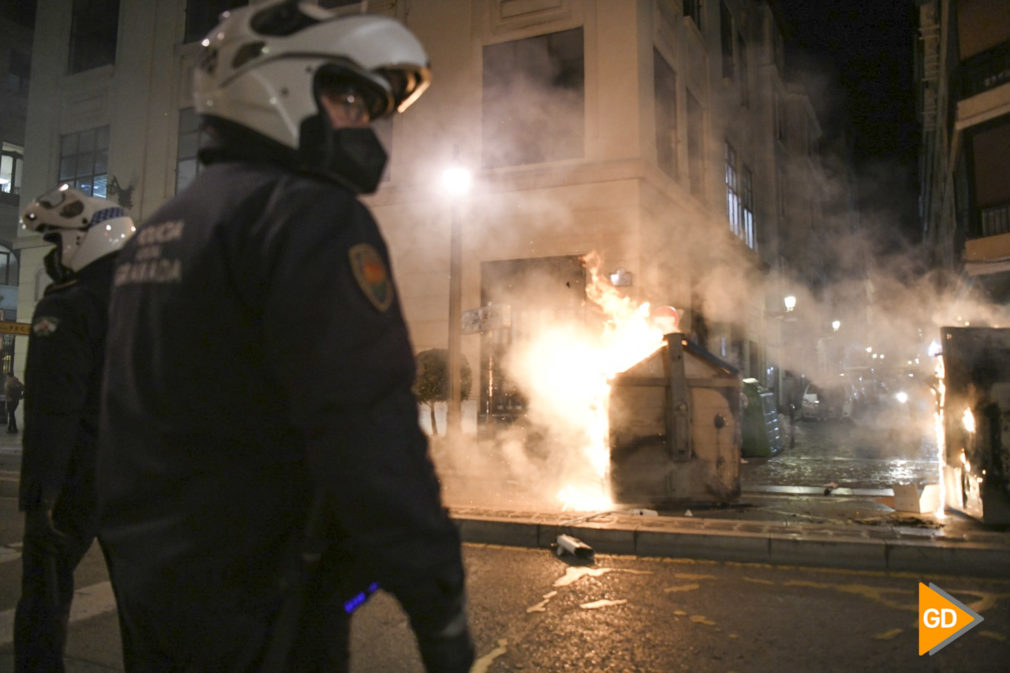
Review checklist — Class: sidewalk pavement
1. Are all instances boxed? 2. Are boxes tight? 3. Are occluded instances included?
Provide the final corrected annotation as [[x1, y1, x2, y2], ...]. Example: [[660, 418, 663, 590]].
[[2, 431, 1007, 578], [445, 490, 1010, 579]]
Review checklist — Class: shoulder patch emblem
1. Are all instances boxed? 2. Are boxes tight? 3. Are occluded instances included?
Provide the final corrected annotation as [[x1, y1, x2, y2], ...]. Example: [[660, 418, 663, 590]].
[[32, 316, 60, 337], [349, 243, 394, 312]]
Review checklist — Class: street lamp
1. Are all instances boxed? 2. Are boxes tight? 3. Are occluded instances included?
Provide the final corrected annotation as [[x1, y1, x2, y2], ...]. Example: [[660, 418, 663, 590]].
[[442, 162, 472, 437], [773, 294, 797, 415], [442, 165, 472, 197]]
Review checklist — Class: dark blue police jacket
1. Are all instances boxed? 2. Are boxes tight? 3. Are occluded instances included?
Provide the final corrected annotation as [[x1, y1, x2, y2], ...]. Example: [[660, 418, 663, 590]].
[[97, 160, 465, 648]]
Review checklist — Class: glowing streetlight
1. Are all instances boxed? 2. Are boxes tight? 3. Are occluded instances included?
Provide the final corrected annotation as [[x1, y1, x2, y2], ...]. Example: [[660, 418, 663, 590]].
[[442, 162, 472, 437], [783, 295, 797, 312], [441, 165, 472, 197]]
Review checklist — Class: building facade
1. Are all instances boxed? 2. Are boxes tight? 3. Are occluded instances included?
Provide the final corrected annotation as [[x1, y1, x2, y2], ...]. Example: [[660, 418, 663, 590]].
[[16, 0, 838, 413], [0, 9, 32, 372], [918, 0, 1010, 302]]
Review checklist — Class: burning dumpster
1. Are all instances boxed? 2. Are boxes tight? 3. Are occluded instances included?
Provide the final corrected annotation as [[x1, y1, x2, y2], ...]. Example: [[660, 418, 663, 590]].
[[608, 333, 741, 505], [939, 326, 1010, 524]]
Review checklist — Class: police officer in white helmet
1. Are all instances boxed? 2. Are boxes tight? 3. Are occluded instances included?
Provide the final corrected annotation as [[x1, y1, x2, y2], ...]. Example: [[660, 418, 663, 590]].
[[15, 185, 134, 673], [97, 2, 473, 671]]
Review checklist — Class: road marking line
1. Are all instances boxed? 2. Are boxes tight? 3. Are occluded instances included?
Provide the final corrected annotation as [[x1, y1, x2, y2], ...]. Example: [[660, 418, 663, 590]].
[[0, 581, 117, 648], [0, 547, 20, 564], [471, 638, 508, 673]]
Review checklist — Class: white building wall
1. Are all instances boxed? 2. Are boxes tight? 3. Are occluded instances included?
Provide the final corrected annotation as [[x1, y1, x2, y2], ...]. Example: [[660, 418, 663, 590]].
[[16, 0, 829, 383]]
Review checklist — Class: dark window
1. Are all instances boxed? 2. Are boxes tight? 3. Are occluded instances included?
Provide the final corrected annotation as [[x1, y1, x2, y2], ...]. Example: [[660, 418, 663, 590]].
[[482, 27, 584, 168], [654, 49, 678, 180], [720, 1, 733, 79], [176, 108, 208, 193], [725, 141, 740, 235], [773, 28, 784, 72], [776, 166, 786, 224], [7, 50, 30, 93], [69, 0, 120, 73], [775, 92, 786, 143], [184, 1, 248, 44], [683, 0, 702, 30], [59, 126, 110, 197], [742, 165, 755, 250], [0, 143, 24, 196], [687, 90, 704, 197], [0, 248, 18, 286], [737, 33, 749, 107]]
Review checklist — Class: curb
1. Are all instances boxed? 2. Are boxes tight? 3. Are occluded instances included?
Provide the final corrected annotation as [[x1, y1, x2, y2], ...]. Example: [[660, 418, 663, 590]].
[[450, 508, 1010, 578]]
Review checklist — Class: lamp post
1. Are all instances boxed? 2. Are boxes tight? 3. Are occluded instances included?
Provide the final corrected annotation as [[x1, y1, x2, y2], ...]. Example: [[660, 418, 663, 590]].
[[775, 294, 797, 415], [441, 163, 472, 437]]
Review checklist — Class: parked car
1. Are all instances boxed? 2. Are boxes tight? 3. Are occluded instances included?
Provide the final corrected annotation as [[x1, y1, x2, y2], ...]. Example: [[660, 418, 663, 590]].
[[800, 383, 854, 421]]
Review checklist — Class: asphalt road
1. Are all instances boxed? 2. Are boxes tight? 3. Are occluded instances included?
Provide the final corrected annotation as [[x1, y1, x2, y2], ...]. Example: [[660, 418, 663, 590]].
[[0, 412, 1006, 671], [356, 544, 1010, 673], [0, 517, 1007, 672]]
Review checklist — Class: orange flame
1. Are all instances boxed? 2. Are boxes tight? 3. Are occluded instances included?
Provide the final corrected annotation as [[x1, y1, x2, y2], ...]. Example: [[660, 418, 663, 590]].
[[509, 253, 666, 511]]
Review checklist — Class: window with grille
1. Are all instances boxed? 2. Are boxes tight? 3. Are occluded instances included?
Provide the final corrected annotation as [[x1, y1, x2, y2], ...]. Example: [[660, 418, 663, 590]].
[[0, 248, 18, 286], [725, 141, 740, 236], [0, 143, 23, 196], [69, 0, 120, 73], [59, 126, 110, 197], [741, 165, 755, 250], [482, 28, 584, 168]]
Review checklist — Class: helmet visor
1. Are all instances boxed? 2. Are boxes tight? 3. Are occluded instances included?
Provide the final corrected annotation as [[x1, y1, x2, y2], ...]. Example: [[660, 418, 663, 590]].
[[36, 184, 72, 209], [377, 66, 431, 112], [316, 65, 391, 119]]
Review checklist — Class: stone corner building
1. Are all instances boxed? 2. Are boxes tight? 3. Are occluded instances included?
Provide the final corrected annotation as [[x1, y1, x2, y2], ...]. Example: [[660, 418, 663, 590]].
[[17, 0, 845, 415]]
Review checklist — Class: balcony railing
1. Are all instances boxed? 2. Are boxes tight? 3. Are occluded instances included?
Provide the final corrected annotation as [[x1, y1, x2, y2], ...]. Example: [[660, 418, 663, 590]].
[[957, 40, 1010, 99], [971, 201, 1010, 239]]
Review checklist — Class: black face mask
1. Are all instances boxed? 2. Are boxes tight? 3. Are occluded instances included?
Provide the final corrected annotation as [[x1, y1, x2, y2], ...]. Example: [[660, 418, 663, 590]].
[[325, 127, 388, 194], [43, 247, 74, 285], [298, 115, 388, 194]]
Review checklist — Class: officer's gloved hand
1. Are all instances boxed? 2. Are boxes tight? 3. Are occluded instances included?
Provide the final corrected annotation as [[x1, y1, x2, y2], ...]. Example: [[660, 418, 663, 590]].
[[24, 504, 67, 554], [415, 605, 474, 673]]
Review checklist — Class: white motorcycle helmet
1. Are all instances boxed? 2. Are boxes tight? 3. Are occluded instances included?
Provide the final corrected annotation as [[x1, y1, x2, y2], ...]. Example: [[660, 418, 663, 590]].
[[21, 185, 136, 276], [193, 0, 430, 191]]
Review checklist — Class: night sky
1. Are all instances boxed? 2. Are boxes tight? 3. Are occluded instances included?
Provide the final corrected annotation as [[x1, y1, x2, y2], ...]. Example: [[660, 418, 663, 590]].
[[774, 0, 922, 249], [0, 0, 35, 28]]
